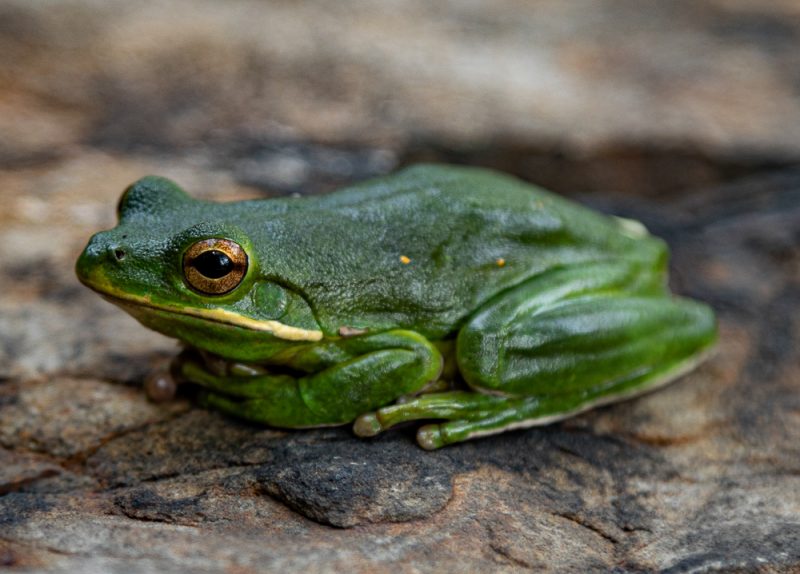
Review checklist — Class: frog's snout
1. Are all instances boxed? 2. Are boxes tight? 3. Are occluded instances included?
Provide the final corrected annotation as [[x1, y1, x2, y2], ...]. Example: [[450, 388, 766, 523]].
[[76, 232, 129, 288], [89, 232, 129, 261]]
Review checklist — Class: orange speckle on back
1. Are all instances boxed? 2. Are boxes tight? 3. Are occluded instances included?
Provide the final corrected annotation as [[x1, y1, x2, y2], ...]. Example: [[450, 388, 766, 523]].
[[400, 255, 411, 264], [496, 258, 506, 267]]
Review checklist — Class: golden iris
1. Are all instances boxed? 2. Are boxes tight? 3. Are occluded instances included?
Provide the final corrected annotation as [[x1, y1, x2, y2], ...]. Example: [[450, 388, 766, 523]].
[[183, 238, 248, 295]]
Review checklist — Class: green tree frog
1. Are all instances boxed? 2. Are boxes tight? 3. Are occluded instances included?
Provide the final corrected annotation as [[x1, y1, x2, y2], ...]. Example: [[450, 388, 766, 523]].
[[76, 164, 716, 449]]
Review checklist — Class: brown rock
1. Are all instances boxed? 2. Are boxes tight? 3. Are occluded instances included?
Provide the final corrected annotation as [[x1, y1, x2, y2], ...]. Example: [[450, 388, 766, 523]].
[[0, 449, 60, 494], [0, 378, 188, 458]]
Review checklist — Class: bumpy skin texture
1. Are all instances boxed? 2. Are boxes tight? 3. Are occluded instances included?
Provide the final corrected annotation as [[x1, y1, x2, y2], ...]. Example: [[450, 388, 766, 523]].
[[76, 164, 717, 449]]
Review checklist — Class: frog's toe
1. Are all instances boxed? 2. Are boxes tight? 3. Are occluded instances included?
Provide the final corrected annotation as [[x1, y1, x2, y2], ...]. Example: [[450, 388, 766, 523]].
[[353, 412, 383, 437], [416, 424, 445, 450], [144, 371, 178, 403]]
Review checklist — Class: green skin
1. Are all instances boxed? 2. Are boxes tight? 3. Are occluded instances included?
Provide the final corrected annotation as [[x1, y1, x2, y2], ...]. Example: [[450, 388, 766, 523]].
[[76, 164, 717, 449]]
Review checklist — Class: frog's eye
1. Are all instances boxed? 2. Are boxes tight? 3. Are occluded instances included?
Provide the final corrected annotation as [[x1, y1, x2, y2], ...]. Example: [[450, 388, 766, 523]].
[[183, 238, 248, 295]]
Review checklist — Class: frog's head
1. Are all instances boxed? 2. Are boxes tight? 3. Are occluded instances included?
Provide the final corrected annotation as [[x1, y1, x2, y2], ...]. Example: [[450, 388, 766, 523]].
[[76, 176, 322, 361]]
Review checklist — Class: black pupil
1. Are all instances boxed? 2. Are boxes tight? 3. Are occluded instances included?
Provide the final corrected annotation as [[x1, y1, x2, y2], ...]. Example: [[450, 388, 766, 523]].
[[193, 250, 233, 279]]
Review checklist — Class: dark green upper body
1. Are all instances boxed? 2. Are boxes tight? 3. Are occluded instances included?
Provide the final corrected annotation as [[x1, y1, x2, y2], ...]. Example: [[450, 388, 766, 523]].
[[78, 164, 666, 357], [255, 164, 666, 337]]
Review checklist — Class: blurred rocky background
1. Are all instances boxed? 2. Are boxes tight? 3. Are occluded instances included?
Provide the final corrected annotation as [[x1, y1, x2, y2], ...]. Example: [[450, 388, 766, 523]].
[[1, 1, 799, 572]]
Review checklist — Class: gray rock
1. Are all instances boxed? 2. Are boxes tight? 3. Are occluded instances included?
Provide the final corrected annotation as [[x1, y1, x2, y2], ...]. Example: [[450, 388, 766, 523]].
[[254, 434, 454, 527]]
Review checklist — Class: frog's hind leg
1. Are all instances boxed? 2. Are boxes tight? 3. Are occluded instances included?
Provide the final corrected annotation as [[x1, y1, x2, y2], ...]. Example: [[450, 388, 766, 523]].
[[361, 345, 712, 449], [357, 264, 717, 449], [355, 343, 710, 450]]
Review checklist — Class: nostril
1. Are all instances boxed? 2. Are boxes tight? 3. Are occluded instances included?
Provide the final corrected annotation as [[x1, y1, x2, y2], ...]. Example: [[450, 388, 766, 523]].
[[114, 249, 126, 261]]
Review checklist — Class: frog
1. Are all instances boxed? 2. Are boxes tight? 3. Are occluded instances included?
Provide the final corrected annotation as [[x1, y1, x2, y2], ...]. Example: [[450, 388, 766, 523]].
[[75, 164, 717, 449]]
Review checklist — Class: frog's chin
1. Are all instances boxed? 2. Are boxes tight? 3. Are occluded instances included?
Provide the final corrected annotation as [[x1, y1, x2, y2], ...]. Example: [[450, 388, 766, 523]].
[[96, 291, 324, 343]]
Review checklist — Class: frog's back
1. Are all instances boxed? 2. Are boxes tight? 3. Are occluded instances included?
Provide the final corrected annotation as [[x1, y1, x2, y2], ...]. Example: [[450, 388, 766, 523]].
[[249, 164, 666, 338]]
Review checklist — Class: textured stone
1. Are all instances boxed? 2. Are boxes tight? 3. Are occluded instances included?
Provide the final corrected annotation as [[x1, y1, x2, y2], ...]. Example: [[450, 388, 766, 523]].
[[0, 378, 188, 458], [254, 434, 455, 527], [0, 449, 60, 495], [86, 410, 287, 487], [86, 412, 453, 527]]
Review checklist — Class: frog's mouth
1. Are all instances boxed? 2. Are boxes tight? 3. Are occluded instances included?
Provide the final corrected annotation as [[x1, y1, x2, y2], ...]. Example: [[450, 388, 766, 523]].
[[91, 288, 323, 342]]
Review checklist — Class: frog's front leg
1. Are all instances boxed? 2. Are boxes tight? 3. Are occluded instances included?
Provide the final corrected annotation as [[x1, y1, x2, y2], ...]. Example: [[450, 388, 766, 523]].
[[356, 262, 717, 449], [181, 329, 443, 428]]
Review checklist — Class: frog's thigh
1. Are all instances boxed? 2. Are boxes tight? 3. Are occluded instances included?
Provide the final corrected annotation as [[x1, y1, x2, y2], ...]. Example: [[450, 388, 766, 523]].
[[457, 284, 717, 399]]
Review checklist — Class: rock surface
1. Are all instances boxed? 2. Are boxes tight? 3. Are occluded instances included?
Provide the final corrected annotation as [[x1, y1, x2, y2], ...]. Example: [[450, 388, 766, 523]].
[[1, 2, 800, 573]]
